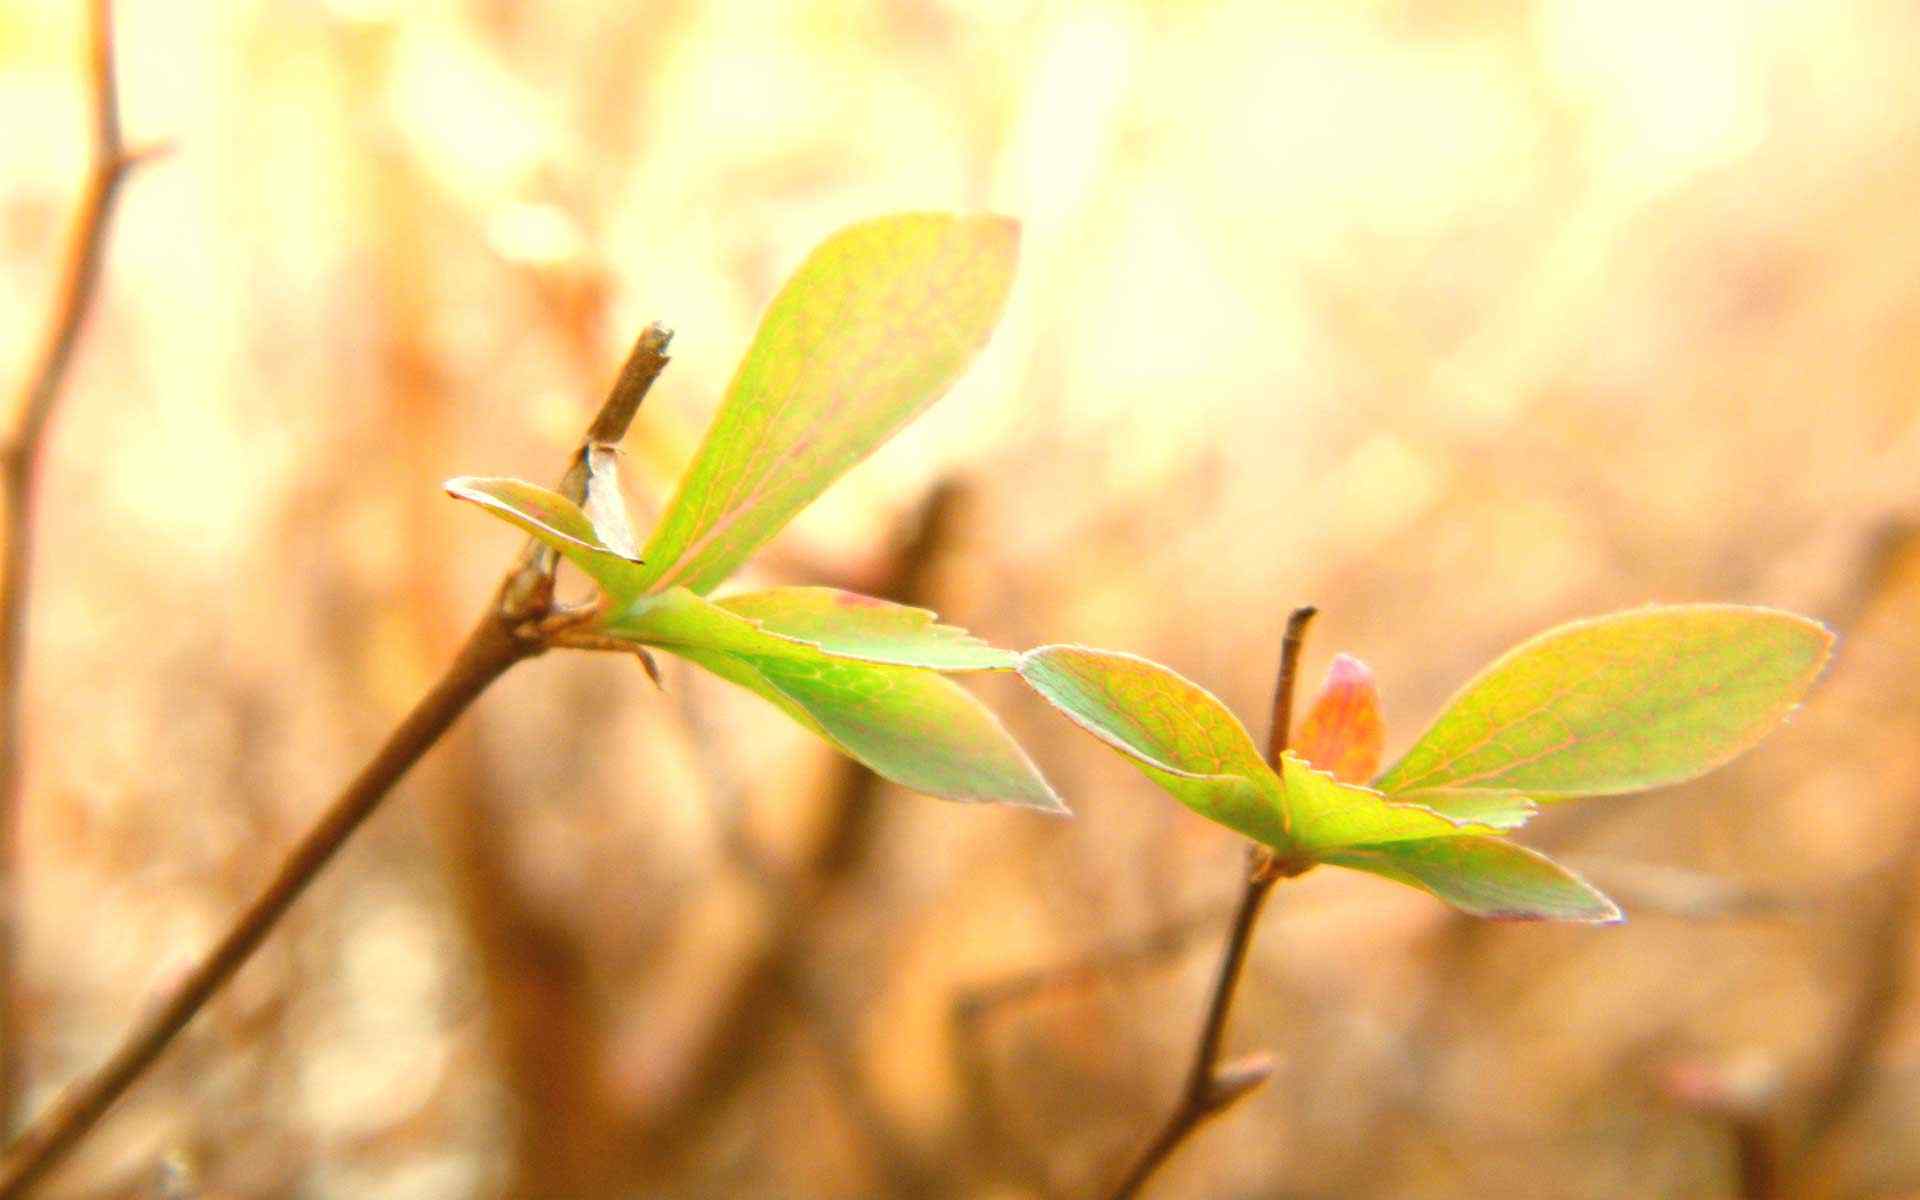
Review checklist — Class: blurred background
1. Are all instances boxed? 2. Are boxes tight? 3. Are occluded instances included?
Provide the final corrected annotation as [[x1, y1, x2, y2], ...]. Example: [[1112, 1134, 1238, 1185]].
[[4, 0, 1920, 1196]]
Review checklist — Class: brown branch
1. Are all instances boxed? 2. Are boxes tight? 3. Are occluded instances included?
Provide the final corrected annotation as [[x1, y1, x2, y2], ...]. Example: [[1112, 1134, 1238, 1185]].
[[1777, 522, 1920, 1199], [954, 904, 1226, 1022], [0, 0, 156, 1139], [1103, 605, 1317, 1200], [1657, 1053, 1786, 1200], [508, 321, 672, 600], [1264, 605, 1317, 770], [0, 325, 673, 1196], [1787, 812, 1920, 1197]]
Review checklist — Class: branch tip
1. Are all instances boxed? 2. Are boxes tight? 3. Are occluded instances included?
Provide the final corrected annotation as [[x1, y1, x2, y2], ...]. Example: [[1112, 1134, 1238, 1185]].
[[1265, 605, 1318, 768]]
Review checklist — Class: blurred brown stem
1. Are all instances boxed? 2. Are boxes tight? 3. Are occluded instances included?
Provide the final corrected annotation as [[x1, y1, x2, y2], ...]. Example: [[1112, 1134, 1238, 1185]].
[[1734, 1113, 1785, 1200], [0, 0, 156, 1140], [622, 480, 971, 1189], [0, 326, 672, 1197], [1785, 809, 1920, 1199], [1103, 605, 1316, 1200]]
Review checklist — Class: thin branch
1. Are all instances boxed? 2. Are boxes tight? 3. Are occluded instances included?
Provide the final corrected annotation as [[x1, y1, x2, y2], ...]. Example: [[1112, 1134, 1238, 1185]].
[[1264, 605, 1317, 770], [1794, 810, 1920, 1178], [1778, 523, 1920, 1197], [954, 904, 1226, 1022], [0, 0, 156, 1138], [0, 327, 673, 1197], [1658, 1054, 1785, 1200], [1103, 870, 1281, 1200], [0, 612, 538, 1197], [508, 321, 672, 599], [1104, 605, 1317, 1200], [582, 322, 675, 448]]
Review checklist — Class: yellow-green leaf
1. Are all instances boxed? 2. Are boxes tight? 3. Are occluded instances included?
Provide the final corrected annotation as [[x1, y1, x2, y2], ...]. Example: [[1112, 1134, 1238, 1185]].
[[1280, 753, 1519, 852], [635, 214, 1021, 595], [1321, 837, 1622, 923], [1016, 649, 1516, 856], [1374, 605, 1832, 798], [1016, 645, 1290, 847], [614, 589, 1061, 812], [717, 587, 1018, 670], [445, 476, 647, 599], [1387, 789, 1538, 831]]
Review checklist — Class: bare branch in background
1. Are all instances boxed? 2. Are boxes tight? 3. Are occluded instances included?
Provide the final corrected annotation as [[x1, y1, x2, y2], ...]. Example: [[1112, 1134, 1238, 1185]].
[[0, 325, 673, 1197], [954, 904, 1226, 1023], [1789, 814, 1920, 1197], [626, 480, 974, 1177], [0, 0, 158, 1139]]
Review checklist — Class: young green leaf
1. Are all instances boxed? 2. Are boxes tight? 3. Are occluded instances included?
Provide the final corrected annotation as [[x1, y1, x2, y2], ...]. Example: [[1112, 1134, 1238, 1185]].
[[1374, 605, 1833, 798], [1021, 645, 1290, 840], [613, 589, 1061, 812], [1385, 789, 1538, 831], [1320, 836, 1622, 923], [1294, 653, 1384, 784], [635, 214, 1021, 596], [716, 587, 1018, 670], [1279, 753, 1520, 852], [445, 476, 648, 600], [1016, 645, 1291, 847]]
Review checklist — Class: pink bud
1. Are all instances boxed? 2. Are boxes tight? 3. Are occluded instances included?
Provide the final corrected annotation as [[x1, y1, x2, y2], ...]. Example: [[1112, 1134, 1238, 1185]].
[[1294, 653, 1384, 784]]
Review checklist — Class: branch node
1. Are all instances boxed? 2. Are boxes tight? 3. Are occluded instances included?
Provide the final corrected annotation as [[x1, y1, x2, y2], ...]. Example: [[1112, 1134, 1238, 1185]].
[[119, 140, 175, 174]]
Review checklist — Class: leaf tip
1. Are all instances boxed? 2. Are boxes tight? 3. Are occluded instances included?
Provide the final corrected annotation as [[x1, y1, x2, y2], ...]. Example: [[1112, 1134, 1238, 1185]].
[[1488, 875, 1626, 926], [1024, 788, 1074, 818], [1473, 897, 1624, 925]]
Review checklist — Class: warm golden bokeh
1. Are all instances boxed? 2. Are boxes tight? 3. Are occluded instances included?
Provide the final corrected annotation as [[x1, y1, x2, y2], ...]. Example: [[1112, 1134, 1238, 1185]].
[[4, 1, 1920, 1196]]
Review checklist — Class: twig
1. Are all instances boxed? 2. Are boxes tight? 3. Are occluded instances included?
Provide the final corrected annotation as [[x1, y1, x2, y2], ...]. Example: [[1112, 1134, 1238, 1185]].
[[1780, 523, 1920, 1198], [1788, 810, 1920, 1197], [1734, 1117, 1786, 1200], [1103, 605, 1317, 1200], [949, 905, 1230, 1198], [0, 325, 673, 1196], [506, 322, 672, 604], [1265, 606, 1316, 772], [954, 904, 1227, 1022], [1658, 1052, 1786, 1200], [0, 0, 155, 1138]]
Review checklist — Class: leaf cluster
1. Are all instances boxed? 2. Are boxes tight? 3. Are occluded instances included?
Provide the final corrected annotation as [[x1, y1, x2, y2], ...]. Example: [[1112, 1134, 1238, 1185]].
[[451, 213, 1832, 922]]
